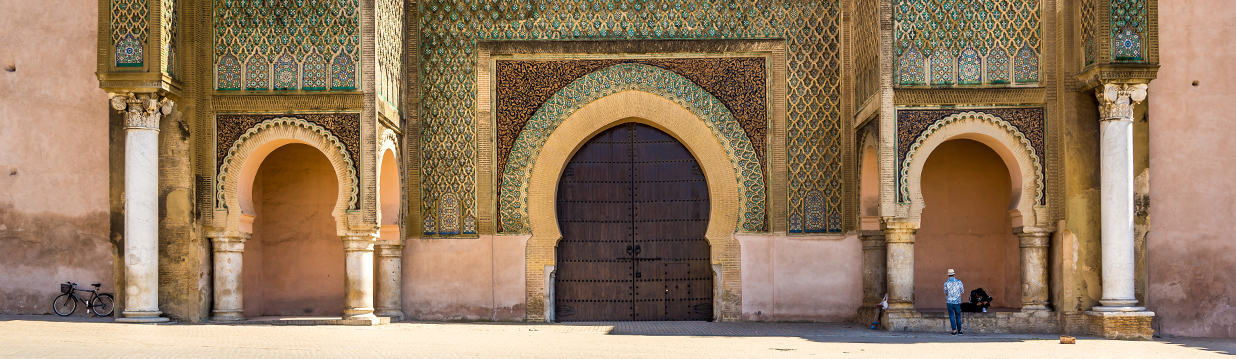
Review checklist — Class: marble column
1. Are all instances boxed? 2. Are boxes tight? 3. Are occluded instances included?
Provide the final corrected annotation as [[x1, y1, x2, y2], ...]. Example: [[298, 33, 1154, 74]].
[[859, 230, 888, 316], [342, 231, 379, 319], [883, 221, 919, 310], [1093, 83, 1148, 312], [374, 243, 404, 319], [1015, 226, 1052, 311], [110, 93, 173, 323], [210, 234, 247, 321]]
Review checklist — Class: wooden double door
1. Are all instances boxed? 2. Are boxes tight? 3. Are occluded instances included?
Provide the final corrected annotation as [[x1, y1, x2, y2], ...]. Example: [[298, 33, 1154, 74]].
[[554, 123, 713, 321]]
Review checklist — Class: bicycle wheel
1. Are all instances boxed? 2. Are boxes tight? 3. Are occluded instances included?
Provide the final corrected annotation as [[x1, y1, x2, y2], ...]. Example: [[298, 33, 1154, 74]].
[[92, 294, 115, 317], [52, 294, 76, 316]]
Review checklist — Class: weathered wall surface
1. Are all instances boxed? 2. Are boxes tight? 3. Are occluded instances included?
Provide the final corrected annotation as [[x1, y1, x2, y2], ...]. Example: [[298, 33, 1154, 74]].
[[738, 234, 863, 321], [243, 144, 344, 316], [402, 235, 528, 321], [914, 139, 1021, 309], [1147, 0, 1236, 338], [0, 0, 112, 314]]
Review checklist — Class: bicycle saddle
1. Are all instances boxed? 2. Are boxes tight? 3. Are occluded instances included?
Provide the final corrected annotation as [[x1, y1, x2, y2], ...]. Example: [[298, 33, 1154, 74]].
[[92, 283, 101, 288]]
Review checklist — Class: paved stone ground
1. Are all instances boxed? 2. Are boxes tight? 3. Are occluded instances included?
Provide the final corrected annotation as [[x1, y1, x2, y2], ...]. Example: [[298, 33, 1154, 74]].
[[0, 315, 1231, 358]]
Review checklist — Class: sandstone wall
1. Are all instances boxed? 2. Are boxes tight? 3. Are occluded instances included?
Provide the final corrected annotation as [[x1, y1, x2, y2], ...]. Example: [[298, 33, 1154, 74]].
[[0, 1, 112, 315], [1146, 0, 1236, 338]]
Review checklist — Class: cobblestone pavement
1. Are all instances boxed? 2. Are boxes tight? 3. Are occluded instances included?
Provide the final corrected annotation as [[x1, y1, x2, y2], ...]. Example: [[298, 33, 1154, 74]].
[[0, 315, 1231, 358]]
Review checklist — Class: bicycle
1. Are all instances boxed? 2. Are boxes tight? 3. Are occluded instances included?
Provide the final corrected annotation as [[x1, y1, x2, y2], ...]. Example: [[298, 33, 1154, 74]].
[[52, 282, 114, 317]]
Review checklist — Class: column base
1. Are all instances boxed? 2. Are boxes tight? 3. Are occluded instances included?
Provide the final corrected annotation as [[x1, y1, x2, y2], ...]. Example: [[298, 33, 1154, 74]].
[[1021, 303, 1051, 312], [343, 308, 377, 320], [375, 308, 404, 321], [210, 310, 246, 322], [1093, 299, 1145, 312], [1085, 311, 1155, 340], [116, 310, 171, 323], [856, 304, 881, 326]]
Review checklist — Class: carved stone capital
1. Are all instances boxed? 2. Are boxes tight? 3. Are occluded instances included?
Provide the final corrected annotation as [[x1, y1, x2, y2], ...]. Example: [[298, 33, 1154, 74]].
[[375, 244, 404, 258], [859, 230, 887, 250], [109, 92, 174, 130], [342, 230, 379, 251], [1095, 83, 1148, 121], [210, 234, 249, 253], [881, 220, 918, 244]]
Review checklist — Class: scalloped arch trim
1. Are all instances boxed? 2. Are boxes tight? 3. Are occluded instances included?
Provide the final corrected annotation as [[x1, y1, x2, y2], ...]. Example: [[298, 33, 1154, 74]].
[[216, 117, 360, 210], [899, 111, 1045, 205], [499, 63, 766, 233]]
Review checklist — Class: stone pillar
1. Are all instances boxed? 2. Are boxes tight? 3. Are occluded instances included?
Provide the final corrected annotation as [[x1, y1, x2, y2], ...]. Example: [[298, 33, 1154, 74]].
[[374, 243, 404, 319], [883, 221, 918, 311], [210, 234, 247, 321], [1093, 83, 1148, 312], [1015, 226, 1052, 312], [1082, 83, 1155, 340], [858, 230, 887, 322], [342, 231, 379, 319], [110, 93, 173, 323]]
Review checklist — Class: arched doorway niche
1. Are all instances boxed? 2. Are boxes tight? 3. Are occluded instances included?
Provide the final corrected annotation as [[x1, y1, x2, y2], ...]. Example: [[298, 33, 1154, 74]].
[[523, 90, 744, 322], [895, 112, 1053, 313], [912, 139, 1020, 309], [242, 143, 345, 316], [208, 117, 369, 322]]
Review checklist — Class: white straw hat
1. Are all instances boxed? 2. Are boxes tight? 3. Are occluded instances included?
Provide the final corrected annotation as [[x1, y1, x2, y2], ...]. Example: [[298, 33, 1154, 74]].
[[947, 269, 956, 276]]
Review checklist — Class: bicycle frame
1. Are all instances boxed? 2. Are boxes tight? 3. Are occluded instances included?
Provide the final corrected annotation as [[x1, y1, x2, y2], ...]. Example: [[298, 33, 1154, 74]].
[[63, 285, 101, 313]]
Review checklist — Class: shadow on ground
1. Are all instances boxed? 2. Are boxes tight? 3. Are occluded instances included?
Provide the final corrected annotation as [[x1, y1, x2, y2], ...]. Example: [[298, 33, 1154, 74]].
[[0, 314, 113, 323], [549, 321, 1066, 344], [1159, 337, 1236, 356]]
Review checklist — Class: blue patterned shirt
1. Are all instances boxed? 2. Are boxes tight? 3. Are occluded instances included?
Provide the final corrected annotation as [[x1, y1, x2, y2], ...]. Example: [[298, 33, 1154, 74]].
[[944, 277, 965, 305]]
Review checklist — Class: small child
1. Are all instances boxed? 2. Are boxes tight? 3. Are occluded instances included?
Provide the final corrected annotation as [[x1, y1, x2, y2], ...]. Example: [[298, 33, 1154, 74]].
[[870, 293, 888, 329]]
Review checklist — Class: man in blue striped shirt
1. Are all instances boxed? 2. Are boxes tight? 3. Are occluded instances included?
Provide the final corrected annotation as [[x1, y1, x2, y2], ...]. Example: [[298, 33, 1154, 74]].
[[944, 268, 965, 335]]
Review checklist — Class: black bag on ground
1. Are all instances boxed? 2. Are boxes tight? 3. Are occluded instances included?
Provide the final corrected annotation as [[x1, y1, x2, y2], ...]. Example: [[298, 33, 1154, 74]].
[[961, 288, 993, 312]]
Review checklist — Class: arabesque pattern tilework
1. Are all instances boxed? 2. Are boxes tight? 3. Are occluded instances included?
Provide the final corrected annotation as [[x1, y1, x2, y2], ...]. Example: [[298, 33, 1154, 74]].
[[376, 0, 403, 110], [161, 0, 178, 77], [111, 0, 148, 68], [498, 63, 767, 234], [854, 0, 880, 105], [1080, 0, 1096, 67], [213, 0, 361, 91], [894, 0, 1041, 86], [419, 0, 843, 235], [1110, 0, 1146, 61]]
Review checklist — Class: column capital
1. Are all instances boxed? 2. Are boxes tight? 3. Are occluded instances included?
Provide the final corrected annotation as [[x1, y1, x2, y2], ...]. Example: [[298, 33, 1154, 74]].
[[881, 220, 918, 244], [1095, 83, 1148, 121], [859, 230, 887, 249], [109, 92, 174, 130], [342, 230, 379, 251], [210, 234, 249, 253], [375, 244, 404, 257], [1013, 226, 1054, 248]]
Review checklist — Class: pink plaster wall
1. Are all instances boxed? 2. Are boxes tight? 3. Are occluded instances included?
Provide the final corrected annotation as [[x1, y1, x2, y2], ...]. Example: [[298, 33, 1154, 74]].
[[1146, 0, 1236, 338], [0, 1, 112, 314], [914, 140, 1021, 309], [738, 234, 863, 321], [379, 149, 399, 225], [243, 144, 345, 317], [402, 235, 528, 320]]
